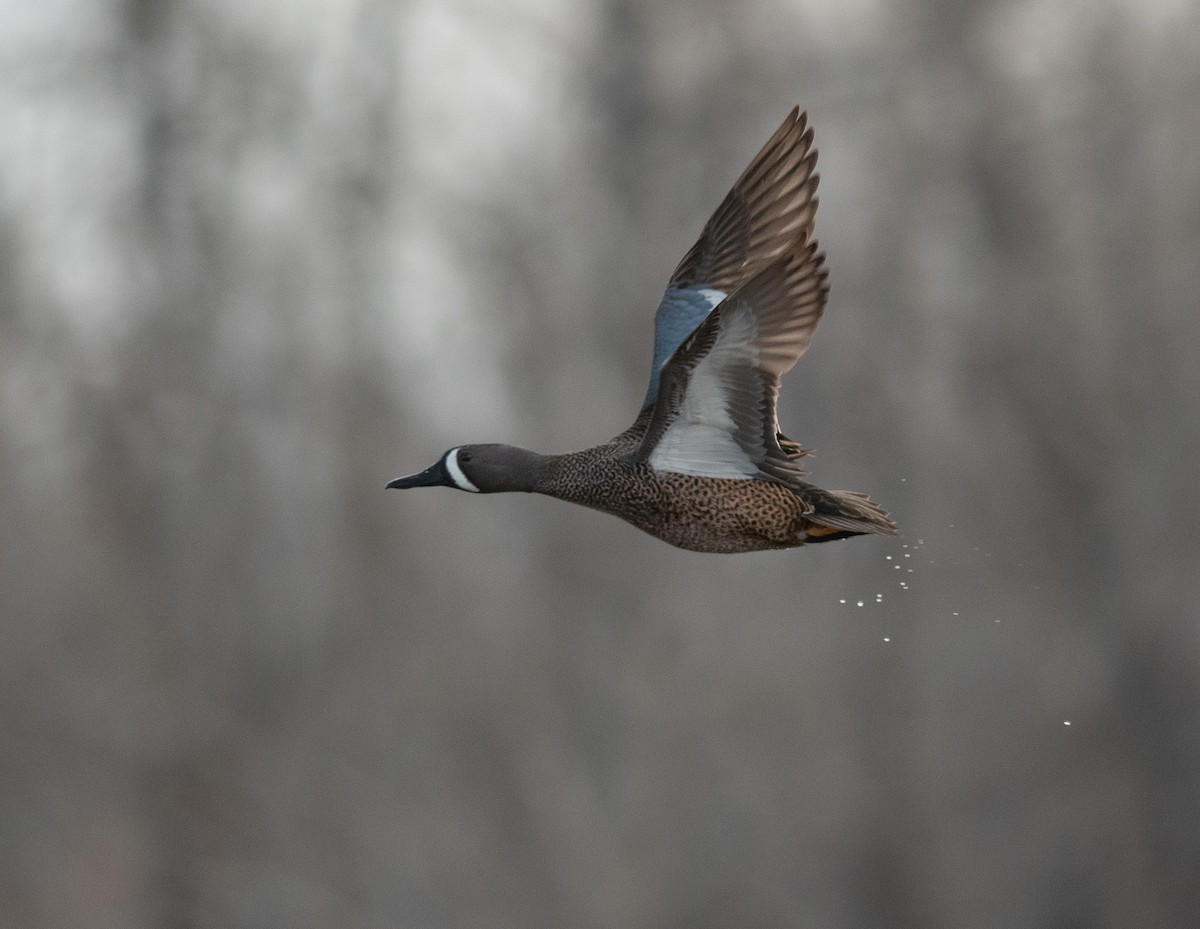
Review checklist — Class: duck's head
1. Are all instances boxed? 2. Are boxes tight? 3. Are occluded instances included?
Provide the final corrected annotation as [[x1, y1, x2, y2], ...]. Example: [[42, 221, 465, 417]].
[[387, 444, 545, 494]]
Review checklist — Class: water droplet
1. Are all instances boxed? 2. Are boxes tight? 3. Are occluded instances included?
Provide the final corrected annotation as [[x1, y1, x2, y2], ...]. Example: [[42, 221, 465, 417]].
[[883, 636, 891, 642], [856, 601, 864, 607], [1063, 720, 1072, 727]]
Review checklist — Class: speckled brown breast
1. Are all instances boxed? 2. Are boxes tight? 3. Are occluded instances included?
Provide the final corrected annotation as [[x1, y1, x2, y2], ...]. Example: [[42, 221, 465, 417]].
[[535, 445, 817, 553]]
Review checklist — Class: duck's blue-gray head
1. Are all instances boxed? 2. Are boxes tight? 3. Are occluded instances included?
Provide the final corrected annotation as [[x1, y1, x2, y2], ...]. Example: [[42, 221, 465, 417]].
[[387, 444, 545, 494]]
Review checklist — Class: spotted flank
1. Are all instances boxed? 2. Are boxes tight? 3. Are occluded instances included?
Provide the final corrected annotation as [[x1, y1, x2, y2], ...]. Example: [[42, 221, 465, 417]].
[[388, 107, 897, 552]]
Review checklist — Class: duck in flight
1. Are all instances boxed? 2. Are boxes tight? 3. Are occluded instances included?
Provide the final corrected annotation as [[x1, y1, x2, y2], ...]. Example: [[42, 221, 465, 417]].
[[388, 107, 897, 553]]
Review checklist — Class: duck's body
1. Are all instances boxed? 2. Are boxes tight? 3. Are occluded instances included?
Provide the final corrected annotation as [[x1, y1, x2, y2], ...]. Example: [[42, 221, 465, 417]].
[[389, 108, 897, 552], [542, 459, 875, 554]]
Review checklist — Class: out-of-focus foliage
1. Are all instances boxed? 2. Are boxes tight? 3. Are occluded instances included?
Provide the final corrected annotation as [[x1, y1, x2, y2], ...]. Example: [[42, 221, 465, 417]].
[[2, 0, 1198, 926]]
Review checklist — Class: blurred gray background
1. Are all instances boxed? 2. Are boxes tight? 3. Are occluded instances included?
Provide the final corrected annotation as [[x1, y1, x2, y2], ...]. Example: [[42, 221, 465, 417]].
[[3, 0, 1199, 926]]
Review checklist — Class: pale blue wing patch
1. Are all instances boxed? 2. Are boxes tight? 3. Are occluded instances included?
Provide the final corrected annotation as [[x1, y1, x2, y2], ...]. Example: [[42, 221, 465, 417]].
[[646, 302, 763, 479], [642, 285, 726, 408]]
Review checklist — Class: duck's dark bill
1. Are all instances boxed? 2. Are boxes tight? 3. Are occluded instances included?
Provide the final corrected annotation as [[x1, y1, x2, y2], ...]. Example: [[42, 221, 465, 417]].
[[386, 459, 448, 489]]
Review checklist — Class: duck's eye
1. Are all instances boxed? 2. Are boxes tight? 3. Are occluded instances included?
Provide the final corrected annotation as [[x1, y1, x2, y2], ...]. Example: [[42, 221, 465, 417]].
[[458, 450, 473, 463]]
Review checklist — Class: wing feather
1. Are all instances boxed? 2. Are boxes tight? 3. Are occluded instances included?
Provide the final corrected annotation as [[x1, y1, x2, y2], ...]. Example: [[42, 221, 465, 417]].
[[638, 242, 829, 479], [640, 107, 822, 408]]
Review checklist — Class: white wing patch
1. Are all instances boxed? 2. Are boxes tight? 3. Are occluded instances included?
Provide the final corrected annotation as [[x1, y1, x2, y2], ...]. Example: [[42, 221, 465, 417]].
[[648, 303, 761, 479], [445, 447, 480, 492], [696, 287, 727, 310]]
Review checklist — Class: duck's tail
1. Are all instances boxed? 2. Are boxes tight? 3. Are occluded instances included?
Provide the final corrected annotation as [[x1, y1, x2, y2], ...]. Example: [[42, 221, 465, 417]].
[[801, 486, 899, 542]]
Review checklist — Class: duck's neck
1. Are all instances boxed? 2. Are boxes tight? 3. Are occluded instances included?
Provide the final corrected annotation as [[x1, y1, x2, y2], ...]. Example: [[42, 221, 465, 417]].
[[476, 444, 555, 493]]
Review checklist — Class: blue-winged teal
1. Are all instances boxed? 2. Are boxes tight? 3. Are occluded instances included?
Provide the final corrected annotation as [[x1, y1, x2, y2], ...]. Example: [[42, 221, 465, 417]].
[[388, 107, 897, 553]]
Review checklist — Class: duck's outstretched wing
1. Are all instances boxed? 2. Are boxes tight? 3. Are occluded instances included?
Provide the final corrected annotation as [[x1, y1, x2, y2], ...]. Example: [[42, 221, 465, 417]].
[[635, 242, 827, 479], [640, 107, 821, 409]]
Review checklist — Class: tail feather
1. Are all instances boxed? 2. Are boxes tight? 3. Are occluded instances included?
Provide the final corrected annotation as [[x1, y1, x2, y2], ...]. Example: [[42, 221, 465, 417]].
[[803, 486, 898, 539]]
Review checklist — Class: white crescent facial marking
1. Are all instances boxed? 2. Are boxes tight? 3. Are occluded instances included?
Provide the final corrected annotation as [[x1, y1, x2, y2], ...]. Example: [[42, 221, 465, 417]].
[[445, 447, 480, 492]]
